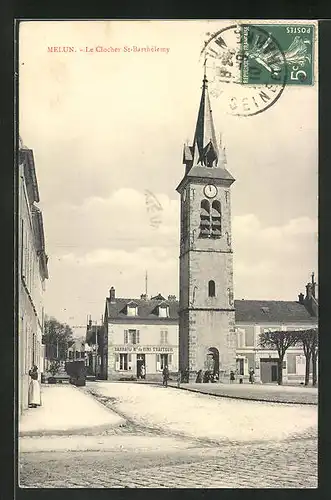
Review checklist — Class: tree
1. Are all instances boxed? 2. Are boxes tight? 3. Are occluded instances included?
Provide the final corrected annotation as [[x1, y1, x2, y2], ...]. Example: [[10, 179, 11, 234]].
[[312, 332, 318, 386], [48, 360, 61, 377], [259, 330, 299, 385], [296, 328, 318, 386], [44, 316, 74, 361]]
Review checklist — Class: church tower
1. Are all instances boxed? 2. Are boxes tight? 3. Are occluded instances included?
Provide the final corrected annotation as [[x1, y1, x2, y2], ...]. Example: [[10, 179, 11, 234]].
[[176, 73, 236, 382]]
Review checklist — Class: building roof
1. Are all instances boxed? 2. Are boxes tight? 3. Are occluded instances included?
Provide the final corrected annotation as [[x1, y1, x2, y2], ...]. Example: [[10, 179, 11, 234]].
[[105, 297, 317, 324], [178, 75, 235, 193], [106, 297, 179, 322], [234, 300, 317, 324], [186, 165, 235, 182], [191, 75, 219, 167]]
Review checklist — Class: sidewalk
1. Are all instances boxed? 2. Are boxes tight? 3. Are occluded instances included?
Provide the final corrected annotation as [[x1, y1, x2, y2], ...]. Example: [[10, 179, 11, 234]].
[[166, 382, 318, 405], [19, 384, 124, 437]]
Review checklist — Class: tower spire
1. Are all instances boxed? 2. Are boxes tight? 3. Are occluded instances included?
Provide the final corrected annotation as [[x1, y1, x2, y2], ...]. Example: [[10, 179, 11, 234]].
[[191, 68, 219, 168]]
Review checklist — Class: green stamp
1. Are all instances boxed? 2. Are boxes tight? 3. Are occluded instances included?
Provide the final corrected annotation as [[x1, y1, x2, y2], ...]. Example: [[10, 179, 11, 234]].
[[241, 24, 314, 85]]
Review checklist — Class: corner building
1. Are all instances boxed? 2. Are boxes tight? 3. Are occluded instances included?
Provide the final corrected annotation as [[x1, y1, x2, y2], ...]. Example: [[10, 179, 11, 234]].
[[176, 75, 236, 382], [103, 288, 179, 380]]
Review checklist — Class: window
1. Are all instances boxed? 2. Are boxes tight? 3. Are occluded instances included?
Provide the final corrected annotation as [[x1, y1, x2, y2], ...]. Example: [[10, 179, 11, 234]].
[[211, 200, 221, 238], [120, 353, 128, 370], [160, 330, 168, 344], [200, 199, 222, 238], [129, 329, 140, 344], [160, 353, 168, 369], [236, 328, 245, 348], [159, 306, 169, 318], [124, 330, 128, 344], [261, 306, 270, 314], [127, 305, 137, 316], [20, 220, 24, 277], [208, 280, 216, 297], [236, 358, 244, 375], [32, 333, 36, 365], [200, 199, 210, 238]]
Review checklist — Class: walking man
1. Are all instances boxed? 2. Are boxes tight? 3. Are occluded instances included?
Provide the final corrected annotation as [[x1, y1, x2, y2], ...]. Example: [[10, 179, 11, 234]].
[[162, 365, 169, 388]]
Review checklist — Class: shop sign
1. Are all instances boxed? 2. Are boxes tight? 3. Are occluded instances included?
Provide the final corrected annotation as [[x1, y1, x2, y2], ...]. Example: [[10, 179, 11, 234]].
[[114, 345, 174, 353]]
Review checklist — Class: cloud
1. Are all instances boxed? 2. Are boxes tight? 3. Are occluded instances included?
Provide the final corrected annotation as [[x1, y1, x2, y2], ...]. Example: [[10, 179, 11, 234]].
[[43, 187, 317, 325]]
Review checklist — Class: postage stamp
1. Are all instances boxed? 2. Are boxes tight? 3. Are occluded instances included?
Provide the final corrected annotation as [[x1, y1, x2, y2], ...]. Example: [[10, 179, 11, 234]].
[[202, 24, 314, 89], [241, 24, 315, 85]]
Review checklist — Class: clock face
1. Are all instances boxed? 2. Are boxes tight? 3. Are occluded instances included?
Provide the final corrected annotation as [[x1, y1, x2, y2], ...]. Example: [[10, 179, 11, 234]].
[[204, 184, 217, 198]]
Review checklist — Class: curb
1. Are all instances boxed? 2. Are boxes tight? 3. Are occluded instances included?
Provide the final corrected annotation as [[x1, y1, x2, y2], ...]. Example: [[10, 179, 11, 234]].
[[170, 385, 318, 406], [19, 421, 125, 438]]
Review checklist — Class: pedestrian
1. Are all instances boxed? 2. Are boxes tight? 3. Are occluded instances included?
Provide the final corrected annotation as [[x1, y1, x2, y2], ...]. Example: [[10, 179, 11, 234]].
[[140, 364, 146, 380], [162, 365, 169, 387], [230, 370, 235, 383], [195, 369, 203, 383], [249, 368, 255, 384], [177, 370, 181, 388], [28, 365, 41, 408]]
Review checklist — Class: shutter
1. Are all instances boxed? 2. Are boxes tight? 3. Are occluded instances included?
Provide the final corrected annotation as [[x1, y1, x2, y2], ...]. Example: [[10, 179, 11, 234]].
[[115, 353, 120, 371], [124, 330, 128, 344], [156, 354, 161, 371], [168, 354, 172, 366], [137, 330, 140, 344], [165, 331, 168, 344], [21, 220, 24, 276]]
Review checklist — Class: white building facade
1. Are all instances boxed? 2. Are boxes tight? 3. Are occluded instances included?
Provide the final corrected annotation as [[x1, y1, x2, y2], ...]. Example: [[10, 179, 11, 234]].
[[18, 139, 48, 414], [103, 289, 179, 381]]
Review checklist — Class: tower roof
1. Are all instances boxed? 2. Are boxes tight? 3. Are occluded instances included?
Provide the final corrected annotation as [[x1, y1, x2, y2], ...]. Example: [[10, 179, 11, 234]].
[[180, 73, 233, 190], [192, 74, 219, 168]]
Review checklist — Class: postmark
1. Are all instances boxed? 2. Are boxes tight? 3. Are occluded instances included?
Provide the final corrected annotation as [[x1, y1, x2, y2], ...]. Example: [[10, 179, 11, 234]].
[[201, 24, 287, 116], [242, 24, 314, 86]]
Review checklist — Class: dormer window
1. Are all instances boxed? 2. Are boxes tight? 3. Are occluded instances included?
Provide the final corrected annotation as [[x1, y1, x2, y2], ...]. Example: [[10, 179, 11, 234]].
[[158, 305, 169, 318], [127, 301, 138, 316]]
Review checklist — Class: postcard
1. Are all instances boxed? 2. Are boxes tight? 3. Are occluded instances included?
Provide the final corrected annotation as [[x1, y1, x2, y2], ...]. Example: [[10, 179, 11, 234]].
[[18, 20, 318, 489]]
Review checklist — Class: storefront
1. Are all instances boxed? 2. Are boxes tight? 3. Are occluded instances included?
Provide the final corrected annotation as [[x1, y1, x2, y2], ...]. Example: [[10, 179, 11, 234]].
[[113, 345, 177, 379]]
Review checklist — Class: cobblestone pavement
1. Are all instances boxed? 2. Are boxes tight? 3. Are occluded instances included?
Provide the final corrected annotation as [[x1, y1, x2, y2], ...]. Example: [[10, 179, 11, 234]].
[[20, 438, 317, 488]]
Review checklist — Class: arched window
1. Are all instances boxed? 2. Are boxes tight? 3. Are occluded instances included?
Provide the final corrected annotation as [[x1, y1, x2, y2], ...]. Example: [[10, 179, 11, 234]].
[[208, 280, 216, 297], [200, 199, 211, 238], [211, 200, 221, 238]]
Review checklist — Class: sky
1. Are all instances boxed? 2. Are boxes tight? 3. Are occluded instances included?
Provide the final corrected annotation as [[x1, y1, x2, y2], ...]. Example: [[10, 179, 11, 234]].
[[19, 20, 318, 335]]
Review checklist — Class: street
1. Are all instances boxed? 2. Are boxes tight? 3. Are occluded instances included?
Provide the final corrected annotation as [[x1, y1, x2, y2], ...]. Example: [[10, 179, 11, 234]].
[[19, 382, 318, 488]]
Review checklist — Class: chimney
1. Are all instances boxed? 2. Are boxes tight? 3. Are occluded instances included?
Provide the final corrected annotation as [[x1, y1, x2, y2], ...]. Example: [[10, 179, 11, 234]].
[[140, 293, 148, 300], [88, 319, 92, 327], [109, 287, 115, 303], [298, 293, 304, 304], [168, 294, 176, 301], [311, 272, 316, 298], [305, 283, 313, 301]]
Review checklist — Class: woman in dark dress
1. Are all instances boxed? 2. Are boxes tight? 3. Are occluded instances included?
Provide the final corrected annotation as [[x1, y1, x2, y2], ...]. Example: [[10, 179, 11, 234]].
[[28, 365, 41, 408]]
